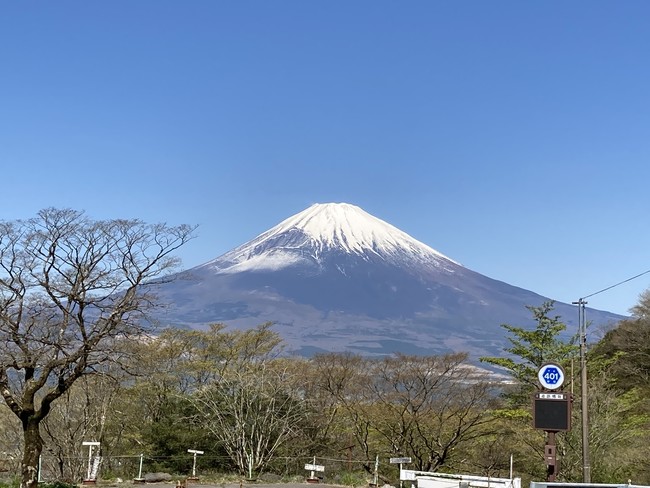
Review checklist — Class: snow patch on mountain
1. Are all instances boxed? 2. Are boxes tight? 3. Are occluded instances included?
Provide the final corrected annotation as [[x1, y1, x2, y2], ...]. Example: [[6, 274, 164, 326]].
[[219, 251, 310, 273], [204, 203, 462, 273]]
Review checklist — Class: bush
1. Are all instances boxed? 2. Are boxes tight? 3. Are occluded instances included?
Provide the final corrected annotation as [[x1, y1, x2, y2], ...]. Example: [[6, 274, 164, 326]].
[[39, 483, 77, 488], [333, 470, 369, 487]]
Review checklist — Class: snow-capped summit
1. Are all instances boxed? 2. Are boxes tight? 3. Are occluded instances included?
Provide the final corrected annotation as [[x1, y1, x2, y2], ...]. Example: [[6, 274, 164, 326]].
[[152, 203, 624, 359], [206, 203, 460, 274]]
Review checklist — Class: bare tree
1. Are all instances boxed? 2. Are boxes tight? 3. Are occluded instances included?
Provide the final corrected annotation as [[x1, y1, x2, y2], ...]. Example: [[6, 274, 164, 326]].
[[308, 353, 376, 472], [363, 353, 497, 472], [40, 371, 123, 482], [0, 208, 195, 488], [310, 353, 498, 476], [191, 362, 310, 478]]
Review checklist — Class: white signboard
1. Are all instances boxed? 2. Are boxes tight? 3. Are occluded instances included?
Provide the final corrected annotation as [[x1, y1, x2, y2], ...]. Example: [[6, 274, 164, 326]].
[[304, 464, 325, 472], [390, 457, 412, 464], [538, 392, 567, 400]]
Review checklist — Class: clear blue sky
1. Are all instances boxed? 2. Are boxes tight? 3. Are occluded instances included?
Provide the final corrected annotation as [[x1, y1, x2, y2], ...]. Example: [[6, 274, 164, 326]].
[[2, 1, 649, 317]]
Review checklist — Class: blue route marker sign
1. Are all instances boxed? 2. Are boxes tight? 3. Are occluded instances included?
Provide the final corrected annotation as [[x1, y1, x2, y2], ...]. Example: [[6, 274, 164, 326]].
[[537, 363, 565, 390]]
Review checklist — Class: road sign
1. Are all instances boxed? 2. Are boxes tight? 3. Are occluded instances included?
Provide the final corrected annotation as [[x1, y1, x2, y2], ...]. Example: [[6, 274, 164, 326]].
[[390, 457, 412, 464], [304, 464, 325, 472], [187, 449, 204, 478], [82, 441, 101, 481], [537, 363, 565, 390], [533, 391, 571, 431]]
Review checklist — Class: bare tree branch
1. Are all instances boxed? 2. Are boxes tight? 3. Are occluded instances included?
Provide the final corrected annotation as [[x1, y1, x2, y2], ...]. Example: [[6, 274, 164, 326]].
[[0, 208, 195, 488]]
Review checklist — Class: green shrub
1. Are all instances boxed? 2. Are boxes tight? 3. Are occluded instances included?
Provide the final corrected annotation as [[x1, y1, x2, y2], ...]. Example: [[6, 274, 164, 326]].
[[39, 482, 77, 488], [333, 470, 369, 487]]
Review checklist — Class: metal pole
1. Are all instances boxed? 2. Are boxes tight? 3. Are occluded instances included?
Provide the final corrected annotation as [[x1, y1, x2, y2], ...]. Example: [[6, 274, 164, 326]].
[[574, 299, 591, 483]]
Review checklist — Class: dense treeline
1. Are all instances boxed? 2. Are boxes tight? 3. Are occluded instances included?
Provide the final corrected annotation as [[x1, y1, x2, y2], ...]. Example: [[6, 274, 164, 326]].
[[1, 211, 649, 486], [2, 297, 650, 485]]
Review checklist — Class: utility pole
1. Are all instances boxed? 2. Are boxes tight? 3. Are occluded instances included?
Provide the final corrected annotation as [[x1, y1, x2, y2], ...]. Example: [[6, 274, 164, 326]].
[[572, 298, 591, 483], [570, 268, 650, 482]]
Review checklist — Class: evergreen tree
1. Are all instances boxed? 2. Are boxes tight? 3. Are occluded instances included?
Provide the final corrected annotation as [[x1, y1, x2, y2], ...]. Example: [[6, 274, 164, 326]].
[[479, 301, 577, 482], [481, 301, 577, 405]]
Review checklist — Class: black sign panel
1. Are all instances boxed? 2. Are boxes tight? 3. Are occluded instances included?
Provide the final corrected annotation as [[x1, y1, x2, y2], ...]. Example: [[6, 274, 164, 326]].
[[533, 392, 571, 431]]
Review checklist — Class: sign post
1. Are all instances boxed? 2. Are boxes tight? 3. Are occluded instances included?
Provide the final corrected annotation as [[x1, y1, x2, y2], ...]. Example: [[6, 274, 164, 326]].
[[373, 455, 379, 488], [82, 441, 101, 484], [534, 363, 570, 482], [187, 449, 204, 480], [134, 454, 145, 483], [390, 457, 411, 488], [304, 456, 325, 483]]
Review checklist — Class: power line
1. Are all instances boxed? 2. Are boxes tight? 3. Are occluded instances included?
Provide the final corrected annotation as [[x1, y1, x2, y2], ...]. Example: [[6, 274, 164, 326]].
[[580, 268, 650, 300]]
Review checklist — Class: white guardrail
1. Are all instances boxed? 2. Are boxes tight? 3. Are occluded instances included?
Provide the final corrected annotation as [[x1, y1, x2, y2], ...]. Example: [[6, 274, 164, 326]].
[[401, 469, 521, 488]]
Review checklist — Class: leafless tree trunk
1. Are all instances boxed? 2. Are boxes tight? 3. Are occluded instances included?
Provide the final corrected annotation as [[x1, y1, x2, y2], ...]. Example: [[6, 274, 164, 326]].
[[41, 372, 122, 482]]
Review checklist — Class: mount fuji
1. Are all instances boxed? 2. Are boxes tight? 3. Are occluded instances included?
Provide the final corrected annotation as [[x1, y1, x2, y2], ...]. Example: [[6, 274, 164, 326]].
[[149, 203, 623, 358]]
